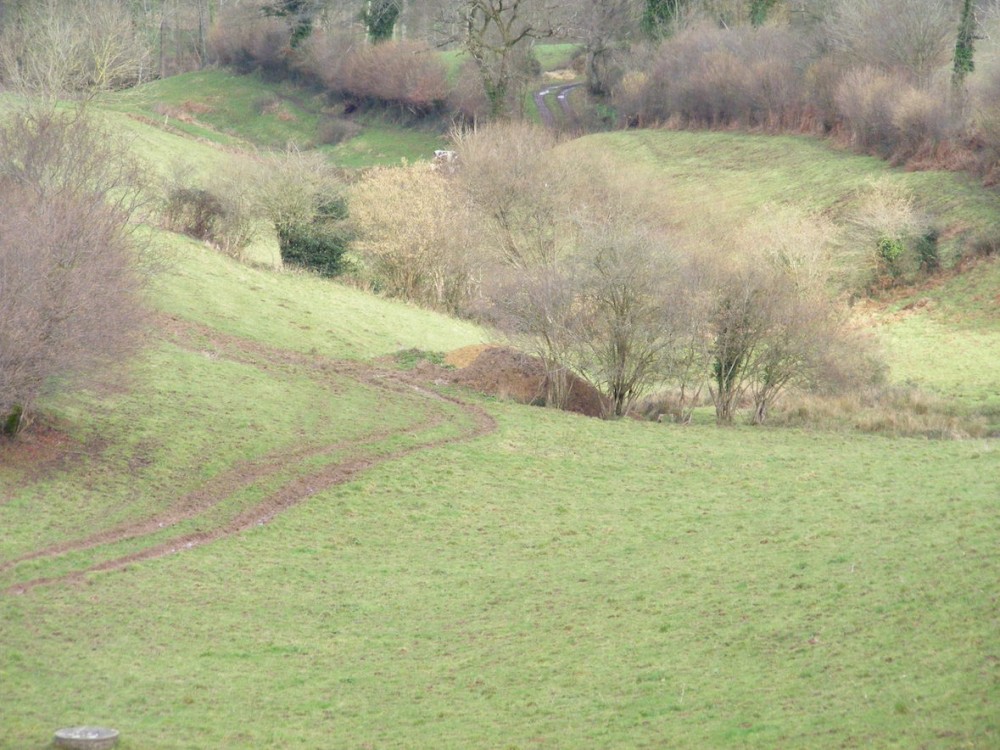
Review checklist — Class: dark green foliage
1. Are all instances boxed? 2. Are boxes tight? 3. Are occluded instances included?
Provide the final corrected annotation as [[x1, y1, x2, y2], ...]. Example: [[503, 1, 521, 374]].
[[916, 229, 940, 273], [277, 196, 350, 277], [316, 195, 349, 222], [1, 405, 24, 437], [277, 221, 349, 277], [953, 0, 976, 86], [642, 0, 686, 38], [749, 0, 778, 27], [363, 0, 402, 43], [877, 235, 906, 277]]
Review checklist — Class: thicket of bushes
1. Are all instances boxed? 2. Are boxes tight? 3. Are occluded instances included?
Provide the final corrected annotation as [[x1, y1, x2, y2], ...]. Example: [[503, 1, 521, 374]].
[[614, 5, 1000, 181], [209, 8, 450, 116], [348, 122, 891, 424]]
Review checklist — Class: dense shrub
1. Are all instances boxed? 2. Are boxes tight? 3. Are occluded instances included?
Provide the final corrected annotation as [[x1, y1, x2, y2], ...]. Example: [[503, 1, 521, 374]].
[[277, 221, 349, 277], [290, 27, 351, 90], [338, 41, 448, 113], [349, 164, 478, 312], [619, 25, 811, 129], [835, 67, 957, 160], [889, 84, 956, 161], [448, 62, 491, 124], [970, 62, 1000, 181], [208, 7, 290, 75], [162, 187, 225, 242], [833, 67, 901, 156], [316, 115, 361, 145]]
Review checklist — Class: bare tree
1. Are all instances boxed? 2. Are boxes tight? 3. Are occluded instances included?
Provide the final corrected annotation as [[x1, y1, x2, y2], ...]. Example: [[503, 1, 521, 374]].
[[0, 108, 149, 436], [700, 212, 872, 424], [567, 0, 640, 96], [452, 122, 592, 405], [478, 260, 581, 408], [452, 121, 567, 268], [569, 219, 677, 417], [824, 0, 959, 83], [253, 147, 341, 237], [0, 0, 151, 97], [436, 0, 557, 118]]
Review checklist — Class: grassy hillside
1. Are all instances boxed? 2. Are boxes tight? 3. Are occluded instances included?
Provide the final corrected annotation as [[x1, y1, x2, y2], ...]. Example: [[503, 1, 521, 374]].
[[1, 76, 998, 749], [566, 130, 1000, 268], [104, 69, 447, 167], [566, 129, 1000, 425]]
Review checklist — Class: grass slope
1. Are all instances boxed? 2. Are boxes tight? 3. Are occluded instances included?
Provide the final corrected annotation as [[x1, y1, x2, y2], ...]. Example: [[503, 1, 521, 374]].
[[1, 91, 998, 749], [571, 130, 1000, 266], [105, 69, 446, 167], [569, 129, 1000, 424]]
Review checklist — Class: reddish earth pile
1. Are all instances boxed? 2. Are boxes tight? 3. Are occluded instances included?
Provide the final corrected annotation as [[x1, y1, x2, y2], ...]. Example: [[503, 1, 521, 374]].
[[449, 346, 607, 418]]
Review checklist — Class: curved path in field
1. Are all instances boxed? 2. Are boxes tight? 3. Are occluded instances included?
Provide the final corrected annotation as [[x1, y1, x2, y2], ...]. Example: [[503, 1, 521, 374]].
[[533, 82, 582, 129], [2, 319, 495, 595]]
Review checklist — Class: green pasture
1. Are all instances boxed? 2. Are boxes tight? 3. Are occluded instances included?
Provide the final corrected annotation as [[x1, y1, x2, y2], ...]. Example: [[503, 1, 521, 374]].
[[573, 130, 1000, 268], [2, 384, 997, 748], [102, 70, 445, 167], [2, 75, 999, 749], [533, 43, 580, 71], [151, 233, 484, 359], [321, 123, 446, 168], [103, 70, 325, 149]]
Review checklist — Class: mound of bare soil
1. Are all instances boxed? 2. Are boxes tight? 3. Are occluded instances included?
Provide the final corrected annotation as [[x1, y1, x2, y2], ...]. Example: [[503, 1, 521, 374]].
[[450, 346, 607, 418]]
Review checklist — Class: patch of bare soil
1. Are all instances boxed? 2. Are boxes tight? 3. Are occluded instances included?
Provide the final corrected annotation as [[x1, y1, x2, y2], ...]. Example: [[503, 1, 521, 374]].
[[444, 344, 493, 369], [449, 346, 607, 418], [0, 422, 102, 505], [3, 316, 495, 594]]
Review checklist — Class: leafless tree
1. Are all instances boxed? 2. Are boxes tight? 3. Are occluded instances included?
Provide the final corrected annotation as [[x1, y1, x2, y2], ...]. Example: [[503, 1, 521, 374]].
[[0, 108, 149, 436], [824, 0, 959, 83], [565, 0, 640, 96], [349, 163, 479, 313], [699, 214, 872, 424], [436, 0, 558, 118], [451, 121, 567, 268], [569, 218, 678, 417], [0, 0, 151, 97]]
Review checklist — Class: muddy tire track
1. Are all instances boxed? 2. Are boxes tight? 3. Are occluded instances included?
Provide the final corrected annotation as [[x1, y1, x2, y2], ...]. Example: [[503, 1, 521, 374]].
[[3, 318, 495, 594]]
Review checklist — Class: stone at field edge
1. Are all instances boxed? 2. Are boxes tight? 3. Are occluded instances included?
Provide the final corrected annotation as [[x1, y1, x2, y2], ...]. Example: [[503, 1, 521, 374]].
[[53, 726, 119, 749]]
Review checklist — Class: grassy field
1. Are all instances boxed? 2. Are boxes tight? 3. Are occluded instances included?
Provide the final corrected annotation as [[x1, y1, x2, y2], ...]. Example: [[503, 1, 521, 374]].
[[1, 74, 998, 749], [104, 70, 447, 167], [566, 130, 1000, 267]]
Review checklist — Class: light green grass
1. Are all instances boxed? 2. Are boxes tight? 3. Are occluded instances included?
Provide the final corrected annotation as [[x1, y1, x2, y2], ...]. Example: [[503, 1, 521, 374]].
[[152, 232, 484, 359], [104, 70, 326, 149], [2, 399, 997, 748], [874, 255, 1000, 425], [533, 43, 580, 71], [572, 130, 1000, 268], [322, 123, 447, 168], [103, 70, 448, 168], [2, 96, 999, 750]]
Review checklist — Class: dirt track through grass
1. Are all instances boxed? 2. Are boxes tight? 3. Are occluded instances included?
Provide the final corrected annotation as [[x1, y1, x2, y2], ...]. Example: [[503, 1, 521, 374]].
[[2, 318, 495, 594]]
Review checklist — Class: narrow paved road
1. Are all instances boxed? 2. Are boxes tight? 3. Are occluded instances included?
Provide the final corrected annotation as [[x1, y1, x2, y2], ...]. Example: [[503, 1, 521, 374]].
[[533, 82, 582, 128]]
